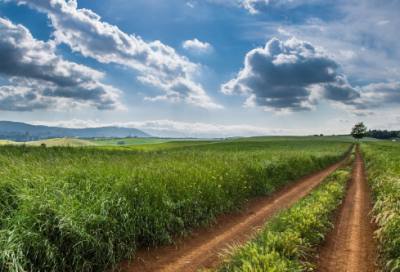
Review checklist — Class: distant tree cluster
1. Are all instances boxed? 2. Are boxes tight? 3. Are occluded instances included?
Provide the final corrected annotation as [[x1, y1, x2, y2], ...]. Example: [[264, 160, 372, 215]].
[[366, 129, 399, 139]]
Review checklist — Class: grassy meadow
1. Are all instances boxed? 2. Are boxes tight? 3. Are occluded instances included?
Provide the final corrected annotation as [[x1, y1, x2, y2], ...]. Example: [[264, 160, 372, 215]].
[[0, 140, 351, 271], [360, 142, 400, 271]]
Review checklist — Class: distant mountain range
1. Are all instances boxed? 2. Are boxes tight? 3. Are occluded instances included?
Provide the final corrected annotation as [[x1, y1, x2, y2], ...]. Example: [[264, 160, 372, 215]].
[[0, 121, 151, 141]]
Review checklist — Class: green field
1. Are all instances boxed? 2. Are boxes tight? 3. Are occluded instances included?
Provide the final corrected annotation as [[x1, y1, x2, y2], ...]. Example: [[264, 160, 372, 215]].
[[230, 135, 382, 142], [0, 141, 14, 145], [0, 140, 351, 272], [90, 137, 209, 146], [360, 142, 400, 271], [92, 135, 381, 153], [212, 153, 354, 271], [0, 135, 382, 150], [0, 138, 98, 147]]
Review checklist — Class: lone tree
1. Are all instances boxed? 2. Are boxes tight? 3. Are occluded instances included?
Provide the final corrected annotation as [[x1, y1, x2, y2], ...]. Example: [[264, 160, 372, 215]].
[[351, 122, 367, 141]]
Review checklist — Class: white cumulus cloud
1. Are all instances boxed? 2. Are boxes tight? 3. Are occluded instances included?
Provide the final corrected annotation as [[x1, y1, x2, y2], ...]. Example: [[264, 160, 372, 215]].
[[183, 39, 212, 53], [9, 0, 222, 109], [222, 37, 345, 113], [0, 17, 122, 111]]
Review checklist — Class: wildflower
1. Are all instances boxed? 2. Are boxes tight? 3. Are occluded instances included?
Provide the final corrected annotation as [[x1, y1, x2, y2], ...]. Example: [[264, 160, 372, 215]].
[[218, 185, 221, 188]]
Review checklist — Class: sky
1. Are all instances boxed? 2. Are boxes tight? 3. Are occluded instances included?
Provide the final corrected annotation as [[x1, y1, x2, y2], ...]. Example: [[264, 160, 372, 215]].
[[0, 0, 399, 137]]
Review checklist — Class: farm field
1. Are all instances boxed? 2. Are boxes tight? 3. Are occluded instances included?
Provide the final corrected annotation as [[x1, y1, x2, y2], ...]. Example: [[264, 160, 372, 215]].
[[0, 140, 351, 272], [130, 146, 352, 272], [94, 135, 381, 153], [90, 137, 209, 146], [0, 138, 99, 147], [0, 141, 14, 145], [211, 150, 355, 272], [0, 135, 382, 149], [360, 142, 400, 271], [229, 135, 382, 142]]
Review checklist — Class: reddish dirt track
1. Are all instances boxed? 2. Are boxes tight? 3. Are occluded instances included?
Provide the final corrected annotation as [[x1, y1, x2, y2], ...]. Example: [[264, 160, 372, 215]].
[[116, 151, 351, 272], [313, 148, 377, 272]]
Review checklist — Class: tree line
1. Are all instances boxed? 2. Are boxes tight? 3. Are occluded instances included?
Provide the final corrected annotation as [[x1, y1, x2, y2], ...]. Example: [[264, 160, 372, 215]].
[[366, 129, 399, 139]]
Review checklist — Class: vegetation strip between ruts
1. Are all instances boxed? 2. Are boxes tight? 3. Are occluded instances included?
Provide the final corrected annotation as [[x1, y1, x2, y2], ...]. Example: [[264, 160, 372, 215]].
[[209, 148, 355, 272], [0, 141, 350, 272], [360, 142, 400, 271]]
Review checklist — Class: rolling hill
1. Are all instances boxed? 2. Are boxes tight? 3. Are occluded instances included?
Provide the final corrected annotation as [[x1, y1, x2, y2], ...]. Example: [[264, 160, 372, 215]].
[[0, 121, 151, 141]]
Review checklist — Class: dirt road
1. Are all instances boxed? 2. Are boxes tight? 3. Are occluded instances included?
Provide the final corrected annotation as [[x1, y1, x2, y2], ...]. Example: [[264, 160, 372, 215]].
[[314, 148, 377, 272], [119, 153, 350, 272]]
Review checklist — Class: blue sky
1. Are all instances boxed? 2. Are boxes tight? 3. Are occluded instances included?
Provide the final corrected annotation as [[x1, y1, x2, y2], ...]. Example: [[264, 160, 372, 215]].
[[0, 0, 399, 137]]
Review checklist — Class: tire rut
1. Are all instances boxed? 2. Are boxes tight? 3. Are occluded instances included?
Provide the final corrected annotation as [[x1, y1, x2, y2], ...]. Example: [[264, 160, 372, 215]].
[[117, 152, 351, 272], [313, 148, 377, 272]]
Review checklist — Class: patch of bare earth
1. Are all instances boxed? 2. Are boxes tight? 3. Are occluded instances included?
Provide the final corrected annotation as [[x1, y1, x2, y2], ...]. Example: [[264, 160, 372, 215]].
[[313, 148, 377, 272], [117, 152, 350, 272]]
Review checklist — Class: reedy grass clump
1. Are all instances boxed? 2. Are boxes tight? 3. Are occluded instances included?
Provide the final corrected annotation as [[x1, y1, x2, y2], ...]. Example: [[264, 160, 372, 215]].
[[211, 162, 353, 272], [360, 142, 400, 271], [0, 141, 350, 271]]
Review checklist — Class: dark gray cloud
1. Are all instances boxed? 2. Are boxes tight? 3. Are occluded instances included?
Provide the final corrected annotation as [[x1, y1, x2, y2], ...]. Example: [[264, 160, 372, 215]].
[[321, 79, 400, 115], [0, 17, 121, 111], [0, 77, 120, 111], [321, 76, 361, 102], [10, 0, 221, 108], [222, 38, 341, 112], [0, 85, 52, 111]]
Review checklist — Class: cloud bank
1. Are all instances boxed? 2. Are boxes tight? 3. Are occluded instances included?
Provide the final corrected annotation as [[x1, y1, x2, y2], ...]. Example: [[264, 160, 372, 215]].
[[10, 0, 221, 109], [0, 17, 121, 111]]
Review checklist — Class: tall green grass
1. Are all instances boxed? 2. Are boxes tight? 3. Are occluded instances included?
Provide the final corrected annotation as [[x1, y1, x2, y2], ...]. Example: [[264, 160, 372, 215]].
[[0, 141, 350, 271], [360, 142, 400, 271], [211, 160, 354, 272]]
